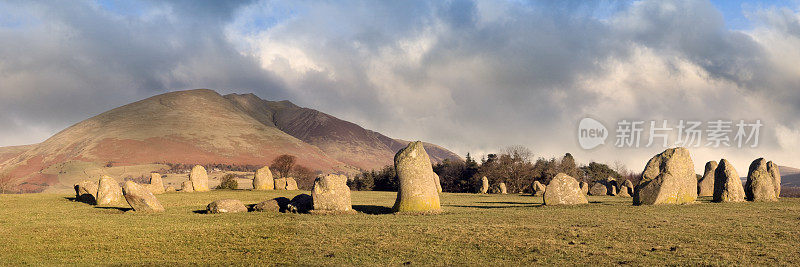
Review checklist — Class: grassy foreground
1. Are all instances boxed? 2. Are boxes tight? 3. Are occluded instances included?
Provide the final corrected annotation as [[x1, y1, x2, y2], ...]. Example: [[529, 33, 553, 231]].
[[1, 191, 799, 265]]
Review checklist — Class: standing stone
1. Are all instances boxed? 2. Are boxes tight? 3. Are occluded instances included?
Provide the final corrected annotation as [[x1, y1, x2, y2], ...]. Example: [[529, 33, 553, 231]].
[[311, 174, 354, 213], [148, 173, 165, 195], [181, 181, 194, 192], [480, 176, 489, 194], [609, 185, 618, 196], [533, 181, 546, 196], [285, 177, 299, 190], [122, 181, 165, 212], [767, 161, 781, 198], [589, 183, 607, 196], [605, 177, 618, 195], [253, 166, 274, 191], [697, 161, 718, 197], [189, 165, 209, 192], [634, 147, 697, 205], [74, 180, 99, 204], [623, 180, 634, 196], [288, 194, 313, 213], [274, 178, 287, 190], [392, 141, 441, 213], [580, 181, 589, 195], [544, 173, 588, 205], [96, 176, 123, 205], [165, 185, 176, 193], [713, 159, 745, 202], [617, 185, 631, 197], [434, 173, 443, 193], [499, 182, 508, 194], [745, 158, 777, 202], [206, 199, 248, 214]]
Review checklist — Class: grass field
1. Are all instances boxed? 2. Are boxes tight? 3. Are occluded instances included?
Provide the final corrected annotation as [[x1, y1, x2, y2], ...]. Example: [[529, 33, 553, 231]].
[[1, 191, 799, 265]]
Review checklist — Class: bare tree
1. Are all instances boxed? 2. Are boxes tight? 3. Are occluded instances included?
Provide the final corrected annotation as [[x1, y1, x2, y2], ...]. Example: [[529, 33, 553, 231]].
[[502, 145, 533, 163], [612, 160, 630, 177], [0, 173, 15, 194], [271, 155, 297, 178]]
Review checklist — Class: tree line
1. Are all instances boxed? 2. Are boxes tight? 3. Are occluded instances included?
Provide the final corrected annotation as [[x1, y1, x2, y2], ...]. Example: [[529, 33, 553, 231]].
[[349, 146, 641, 193]]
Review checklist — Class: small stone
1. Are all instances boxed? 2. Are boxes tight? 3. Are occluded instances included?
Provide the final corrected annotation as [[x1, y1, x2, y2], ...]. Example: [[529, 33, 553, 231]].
[[122, 181, 165, 212], [190, 165, 210, 192], [207, 199, 248, 214], [253, 197, 290, 212], [74, 180, 98, 205], [392, 141, 441, 213], [713, 159, 745, 202], [480, 176, 489, 194], [96, 176, 123, 205], [698, 161, 718, 197], [148, 173, 165, 195], [311, 174, 354, 213], [745, 158, 777, 202], [543, 173, 588, 205], [285, 177, 298, 190], [499, 182, 508, 194], [533, 181, 546, 196], [253, 166, 274, 191], [589, 183, 607, 196], [181, 180, 194, 192]]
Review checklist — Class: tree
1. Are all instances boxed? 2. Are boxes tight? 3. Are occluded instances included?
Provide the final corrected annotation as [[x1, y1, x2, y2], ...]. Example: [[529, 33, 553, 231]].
[[270, 155, 296, 178], [0, 173, 14, 194], [290, 165, 316, 190]]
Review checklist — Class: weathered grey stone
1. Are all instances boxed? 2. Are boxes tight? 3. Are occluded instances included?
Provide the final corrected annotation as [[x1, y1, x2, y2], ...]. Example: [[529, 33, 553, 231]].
[[623, 180, 634, 196], [287, 194, 313, 213], [544, 173, 588, 205], [253, 197, 290, 212], [311, 174, 354, 213], [480, 176, 489, 194], [617, 185, 631, 197], [767, 161, 781, 198], [634, 147, 697, 205], [96, 176, 123, 205], [533, 181, 546, 196], [499, 182, 508, 194], [713, 159, 745, 202], [580, 181, 589, 195], [285, 177, 298, 190], [253, 166, 274, 191], [181, 180, 194, 192], [148, 173, 165, 195], [434, 173, 442, 193], [122, 181, 165, 212], [392, 141, 441, 213], [206, 199, 248, 214], [745, 158, 777, 202], [698, 161, 718, 197], [589, 183, 607, 196], [74, 180, 98, 204], [189, 165, 209, 192], [274, 178, 287, 190]]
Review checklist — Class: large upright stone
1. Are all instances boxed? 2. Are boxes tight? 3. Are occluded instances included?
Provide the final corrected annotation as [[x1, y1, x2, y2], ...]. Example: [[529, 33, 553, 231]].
[[122, 181, 165, 212], [253, 166, 274, 191], [712, 159, 745, 202], [285, 177, 298, 190], [499, 182, 508, 194], [533, 181, 546, 196], [767, 161, 781, 198], [634, 147, 697, 205], [480, 176, 489, 194], [745, 158, 777, 202], [189, 165, 209, 192], [392, 141, 441, 213], [618, 185, 631, 197], [697, 161, 717, 197], [274, 178, 287, 190], [589, 183, 607, 196], [181, 181, 194, 192], [311, 174, 354, 213], [74, 180, 98, 204], [148, 173, 165, 195], [96, 176, 123, 205], [623, 180, 634, 196], [544, 173, 588, 205]]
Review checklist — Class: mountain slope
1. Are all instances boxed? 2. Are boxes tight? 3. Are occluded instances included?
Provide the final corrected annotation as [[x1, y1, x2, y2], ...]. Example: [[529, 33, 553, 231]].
[[225, 93, 461, 170], [0, 89, 461, 193], [779, 166, 800, 187]]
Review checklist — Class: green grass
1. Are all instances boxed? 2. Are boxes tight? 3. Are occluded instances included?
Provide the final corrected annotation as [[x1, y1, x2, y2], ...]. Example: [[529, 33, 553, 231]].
[[1, 191, 799, 265]]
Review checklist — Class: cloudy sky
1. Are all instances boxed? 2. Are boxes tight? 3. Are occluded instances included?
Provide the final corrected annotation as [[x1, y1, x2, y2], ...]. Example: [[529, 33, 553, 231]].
[[1, 0, 799, 173]]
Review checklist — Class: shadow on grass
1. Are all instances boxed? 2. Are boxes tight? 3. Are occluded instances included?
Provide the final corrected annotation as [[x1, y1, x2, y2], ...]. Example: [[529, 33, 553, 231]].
[[94, 206, 133, 212], [447, 204, 544, 209], [353, 205, 393, 215], [193, 210, 208, 214], [476, 201, 539, 205]]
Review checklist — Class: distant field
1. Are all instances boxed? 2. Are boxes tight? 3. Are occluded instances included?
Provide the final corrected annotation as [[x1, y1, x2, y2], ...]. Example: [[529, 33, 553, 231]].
[[1, 191, 799, 265]]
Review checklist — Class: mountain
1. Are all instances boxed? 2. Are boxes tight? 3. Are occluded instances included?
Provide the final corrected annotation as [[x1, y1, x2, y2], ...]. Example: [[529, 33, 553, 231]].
[[0, 89, 461, 193], [779, 166, 800, 187]]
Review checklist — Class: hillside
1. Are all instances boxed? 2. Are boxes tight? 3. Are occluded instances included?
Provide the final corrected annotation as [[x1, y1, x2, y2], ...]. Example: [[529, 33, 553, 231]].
[[0, 89, 461, 193], [780, 166, 800, 187]]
